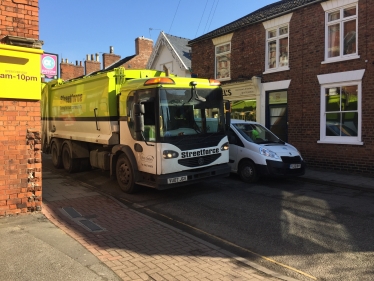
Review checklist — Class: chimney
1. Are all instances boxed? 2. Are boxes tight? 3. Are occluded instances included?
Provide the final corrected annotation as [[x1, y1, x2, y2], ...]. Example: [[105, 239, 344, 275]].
[[85, 53, 101, 75], [135, 36, 153, 56], [60, 58, 84, 80], [123, 37, 153, 69], [102, 46, 121, 69]]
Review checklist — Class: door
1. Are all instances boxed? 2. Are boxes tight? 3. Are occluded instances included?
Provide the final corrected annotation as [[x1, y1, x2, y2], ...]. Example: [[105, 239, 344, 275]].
[[267, 91, 288, 142], [269, 105, 288, 142]]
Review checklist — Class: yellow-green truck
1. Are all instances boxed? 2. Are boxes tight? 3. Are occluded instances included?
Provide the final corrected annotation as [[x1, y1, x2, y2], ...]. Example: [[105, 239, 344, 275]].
[[41, 67, 231, 193]]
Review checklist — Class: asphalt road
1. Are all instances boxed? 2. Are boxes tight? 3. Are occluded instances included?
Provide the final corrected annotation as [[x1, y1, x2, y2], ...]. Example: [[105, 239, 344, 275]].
[[43, 154, 374, 281]]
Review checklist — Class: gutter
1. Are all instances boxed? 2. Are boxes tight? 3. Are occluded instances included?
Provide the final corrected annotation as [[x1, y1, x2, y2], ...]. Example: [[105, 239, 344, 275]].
[[188, 0, 327, 46]]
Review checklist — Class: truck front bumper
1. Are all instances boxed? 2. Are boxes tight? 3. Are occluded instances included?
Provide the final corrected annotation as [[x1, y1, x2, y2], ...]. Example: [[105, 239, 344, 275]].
[[154, 163, 230, 190]]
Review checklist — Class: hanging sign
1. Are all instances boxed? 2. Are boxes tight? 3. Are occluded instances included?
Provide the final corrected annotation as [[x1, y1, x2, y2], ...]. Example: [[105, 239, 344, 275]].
[[41, 53, 58, 78]]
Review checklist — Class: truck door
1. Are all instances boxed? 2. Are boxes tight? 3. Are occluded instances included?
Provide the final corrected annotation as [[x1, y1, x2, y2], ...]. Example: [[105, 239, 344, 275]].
[[134, 91, 157, 175]]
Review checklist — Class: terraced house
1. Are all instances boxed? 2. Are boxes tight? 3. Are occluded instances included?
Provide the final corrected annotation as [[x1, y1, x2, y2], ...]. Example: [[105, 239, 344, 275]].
[[188, 0, 374, 175]]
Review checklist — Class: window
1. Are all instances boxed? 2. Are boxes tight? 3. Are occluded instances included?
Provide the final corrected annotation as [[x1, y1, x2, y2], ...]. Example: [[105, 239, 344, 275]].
[[317, 70, 364, 145], [265, 25, 289, 71], [215, 42, 231, 81], [323, 3, 358, 62]]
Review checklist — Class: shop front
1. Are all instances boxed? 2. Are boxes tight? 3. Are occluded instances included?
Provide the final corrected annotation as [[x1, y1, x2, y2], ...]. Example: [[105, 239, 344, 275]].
[[221, 76, 262, 122]]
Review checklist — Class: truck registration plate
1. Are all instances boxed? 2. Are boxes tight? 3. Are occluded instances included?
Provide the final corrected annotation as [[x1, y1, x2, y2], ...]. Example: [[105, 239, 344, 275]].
[[290, 164, 301, 169], [167, 176, 188, 184]]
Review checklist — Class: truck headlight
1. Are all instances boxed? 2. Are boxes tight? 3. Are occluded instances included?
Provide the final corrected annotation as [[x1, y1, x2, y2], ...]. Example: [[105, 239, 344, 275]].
[[221, 142, 229, 151], [163, 150, 179, 159], [259, 147, 279, 159]]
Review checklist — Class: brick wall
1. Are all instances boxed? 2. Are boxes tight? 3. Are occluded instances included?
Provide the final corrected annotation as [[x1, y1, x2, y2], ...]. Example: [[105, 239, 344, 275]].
[[0, 101, 42, 216], [0, 0, 39, 39], [191, 1, 374, 175], [0, 0, 41, 216]]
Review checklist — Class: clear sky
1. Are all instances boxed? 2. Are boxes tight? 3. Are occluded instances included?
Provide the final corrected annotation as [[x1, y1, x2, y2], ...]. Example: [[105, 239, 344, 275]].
[[39, 0, 279, 64]]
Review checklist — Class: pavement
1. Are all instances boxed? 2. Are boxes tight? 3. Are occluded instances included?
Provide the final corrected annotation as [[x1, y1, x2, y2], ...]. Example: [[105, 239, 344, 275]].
[[1, 163, 374, 281]]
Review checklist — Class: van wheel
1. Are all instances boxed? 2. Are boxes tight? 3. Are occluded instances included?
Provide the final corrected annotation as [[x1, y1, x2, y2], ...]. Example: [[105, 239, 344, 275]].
[[51, 142, 63, 169], [116, 154, 138, 193], [239, 160, 258, 183], [62, 144, 80, 173]]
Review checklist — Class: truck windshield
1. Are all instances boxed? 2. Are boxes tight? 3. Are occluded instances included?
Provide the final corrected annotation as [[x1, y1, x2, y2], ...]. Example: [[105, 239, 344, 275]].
[[233, 123, 285, 144], [159, 88, 225, 138]]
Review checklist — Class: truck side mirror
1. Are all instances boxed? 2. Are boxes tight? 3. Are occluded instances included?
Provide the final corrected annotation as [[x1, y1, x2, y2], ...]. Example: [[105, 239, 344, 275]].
[[134, 103, 145, 133]]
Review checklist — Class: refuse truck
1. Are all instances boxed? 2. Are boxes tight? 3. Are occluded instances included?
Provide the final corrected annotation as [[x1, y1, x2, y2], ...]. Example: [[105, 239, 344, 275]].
[[41, 67, 231, 193]]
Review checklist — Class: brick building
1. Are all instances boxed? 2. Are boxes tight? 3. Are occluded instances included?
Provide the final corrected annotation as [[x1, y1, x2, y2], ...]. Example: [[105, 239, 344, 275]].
[[60, 37, 153, 80], [188, 0, 374, 175], [0, 0, 43, 216]]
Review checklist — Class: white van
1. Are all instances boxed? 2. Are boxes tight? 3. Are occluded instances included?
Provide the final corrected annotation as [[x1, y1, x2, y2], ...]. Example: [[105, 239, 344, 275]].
[[228, 119, 305, 183]]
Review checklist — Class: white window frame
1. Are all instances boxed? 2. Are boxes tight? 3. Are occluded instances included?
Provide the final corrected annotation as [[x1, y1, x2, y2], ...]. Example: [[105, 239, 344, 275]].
[[215, 42, 231, 81], [264, 24, 289, 73], [262, 13, 292, 74], [321, 0, 359, 64], [212, 34, 233, 82], [317, 69, 365, 145]]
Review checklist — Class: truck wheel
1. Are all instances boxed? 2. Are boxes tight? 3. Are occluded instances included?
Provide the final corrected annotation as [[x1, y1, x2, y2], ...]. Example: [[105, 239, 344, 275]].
[[62, 144, 80, 173], [239, 160, 258, 183], [116, 154, 138, 193], [51, 142, 63, 169]]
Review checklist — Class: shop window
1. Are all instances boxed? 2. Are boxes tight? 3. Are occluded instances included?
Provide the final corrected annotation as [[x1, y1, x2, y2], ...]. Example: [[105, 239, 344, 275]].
[[322, 1, 359, 63], [215, 42, 231, 81], [230, 100, 256, 121]]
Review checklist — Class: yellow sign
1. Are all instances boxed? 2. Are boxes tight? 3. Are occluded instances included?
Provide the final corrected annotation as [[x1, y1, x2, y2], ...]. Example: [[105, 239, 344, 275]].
[[0, 44, 43, 100]]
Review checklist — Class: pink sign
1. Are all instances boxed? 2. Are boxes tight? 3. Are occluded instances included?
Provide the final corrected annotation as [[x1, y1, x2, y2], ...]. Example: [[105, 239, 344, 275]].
[[41, 53, 58, 78]]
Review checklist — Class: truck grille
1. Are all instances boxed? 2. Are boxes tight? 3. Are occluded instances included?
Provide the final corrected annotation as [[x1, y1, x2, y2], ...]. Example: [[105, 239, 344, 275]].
[[178, 153, 221, 167]]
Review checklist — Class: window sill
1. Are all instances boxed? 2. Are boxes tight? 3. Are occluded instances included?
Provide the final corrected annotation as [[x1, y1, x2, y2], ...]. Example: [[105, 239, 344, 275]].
[[321, 55, 360, 64], [317, 140, 363, 145], [263, 67, 290, 75]]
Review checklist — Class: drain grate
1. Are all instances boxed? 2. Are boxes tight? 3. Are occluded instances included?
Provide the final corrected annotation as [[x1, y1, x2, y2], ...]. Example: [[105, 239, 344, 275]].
[[62, 207, 82, 218], [60, 207, 105, 232], [79, 220, 104, 232]]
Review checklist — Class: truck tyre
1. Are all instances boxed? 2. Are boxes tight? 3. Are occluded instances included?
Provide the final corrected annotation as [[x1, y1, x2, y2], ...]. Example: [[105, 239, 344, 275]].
[[239, 160, 258, 183], [116, 154, 138, 193], [51, 142, 63, 169], [62, 144, 80, 173]]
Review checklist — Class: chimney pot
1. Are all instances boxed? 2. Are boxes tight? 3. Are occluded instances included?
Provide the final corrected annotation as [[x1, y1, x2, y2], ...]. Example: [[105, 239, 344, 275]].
[[95, 53, 99, 62], [110, 46, 113, 54], [91, 54, 94, 61], [86, 54, 90, 61]]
